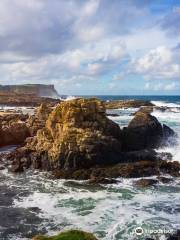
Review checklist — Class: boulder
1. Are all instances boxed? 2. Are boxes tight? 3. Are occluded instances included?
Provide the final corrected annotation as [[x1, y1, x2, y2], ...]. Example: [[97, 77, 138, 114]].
[[122, 111, 175, 151]]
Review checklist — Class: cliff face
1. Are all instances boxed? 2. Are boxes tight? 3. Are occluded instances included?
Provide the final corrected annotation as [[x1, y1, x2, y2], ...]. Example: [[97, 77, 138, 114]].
[[0, 84, 59, 98]]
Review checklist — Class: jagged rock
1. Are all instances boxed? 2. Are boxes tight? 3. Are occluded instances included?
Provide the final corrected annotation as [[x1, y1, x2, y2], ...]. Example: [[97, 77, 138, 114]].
[[53, 160, 180, 180], [11, 98, 122, 171], [0, 114, 30, 147], [105, 100, 154, 109], [27, 103, 52, 136]]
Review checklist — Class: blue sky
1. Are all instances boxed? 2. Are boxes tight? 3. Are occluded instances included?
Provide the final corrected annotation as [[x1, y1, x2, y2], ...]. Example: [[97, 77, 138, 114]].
[[0, 0, 180, 95]]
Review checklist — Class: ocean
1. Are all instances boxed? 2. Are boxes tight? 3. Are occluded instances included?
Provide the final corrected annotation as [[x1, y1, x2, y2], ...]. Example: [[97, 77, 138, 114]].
[[0, 95, 180, 240]]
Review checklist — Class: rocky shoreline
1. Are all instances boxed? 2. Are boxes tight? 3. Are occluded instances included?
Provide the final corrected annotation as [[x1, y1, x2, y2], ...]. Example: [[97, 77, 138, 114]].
[[0, 97, 178, 183], [0, 96, 179, 240]]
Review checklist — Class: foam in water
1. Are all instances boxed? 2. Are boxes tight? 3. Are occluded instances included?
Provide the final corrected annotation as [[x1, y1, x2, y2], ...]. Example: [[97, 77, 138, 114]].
[[12, 174, 180, 240], [151, 101, 180, 108], [0, 100, 180, 239], [151, 103, 180, 163]]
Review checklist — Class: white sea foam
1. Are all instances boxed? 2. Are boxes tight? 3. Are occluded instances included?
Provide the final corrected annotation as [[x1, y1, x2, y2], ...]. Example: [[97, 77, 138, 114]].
[[1, 99, 180, 240], [152, 106, 180, 163], [64, 95, 76, 101], [12, 175, 180, 240], [151, 101, 180, 108]]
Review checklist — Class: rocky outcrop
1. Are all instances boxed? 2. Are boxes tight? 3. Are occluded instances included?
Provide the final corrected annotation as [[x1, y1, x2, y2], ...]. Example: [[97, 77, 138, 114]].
[[0, 93, 60, 107], [27, 103, 52, 136], [0, 114, 30, 147], [33, 230, 98, 240], [22, 98, 122, 170], [122, 111, 176, 151], [105, 100, 154, 109], [53, 160, 180, 180], [3, 98, 177, 180]]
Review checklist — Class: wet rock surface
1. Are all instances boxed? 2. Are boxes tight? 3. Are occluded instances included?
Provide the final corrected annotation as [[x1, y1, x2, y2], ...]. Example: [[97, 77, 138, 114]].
[[122, 111, 176, 151], [0, 113, 30, 147], [105, 100, 154, 109], [0, 93, 60, 107], [0, 97, 178, 181]]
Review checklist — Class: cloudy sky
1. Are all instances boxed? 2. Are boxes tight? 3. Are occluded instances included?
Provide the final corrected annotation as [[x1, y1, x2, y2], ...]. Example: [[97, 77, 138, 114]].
[[0, 0, 180, 95]]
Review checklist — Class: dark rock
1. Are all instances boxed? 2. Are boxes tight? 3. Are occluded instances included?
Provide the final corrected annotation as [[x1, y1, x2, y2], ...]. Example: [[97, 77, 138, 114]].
[[0, 93, 60, 107], [157, 176, 173, 184], [134, 178, 158, 187], [163, 124, 176, 138], [122, 112, 164, 151], [105, 100, 154, 109], [106, 113, 120, 117], [167, 229, 180, 240], [87, 177, 118, 184]]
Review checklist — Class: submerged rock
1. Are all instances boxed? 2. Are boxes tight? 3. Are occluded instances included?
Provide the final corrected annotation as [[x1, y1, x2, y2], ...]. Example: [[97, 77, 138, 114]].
[[33, 230, 98, 240], [134, 178, 158, 187]]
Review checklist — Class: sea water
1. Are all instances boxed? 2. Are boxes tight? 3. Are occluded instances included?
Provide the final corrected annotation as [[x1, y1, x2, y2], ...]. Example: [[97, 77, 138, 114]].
[[0, 96, 180, 240]]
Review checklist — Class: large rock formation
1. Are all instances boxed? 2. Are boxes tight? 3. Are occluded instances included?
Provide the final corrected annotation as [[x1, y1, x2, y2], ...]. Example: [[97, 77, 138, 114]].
[[0, 114, 30, 147], [24, 98, 122, 170], [122, 111, 176, 151], [4, 98, 177, 179]]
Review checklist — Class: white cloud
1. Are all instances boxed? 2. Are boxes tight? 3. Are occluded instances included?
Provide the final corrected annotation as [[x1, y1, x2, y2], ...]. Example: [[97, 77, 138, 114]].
[[145, 81, 177, 91], [132, 46, 180, 79], [76, 25, 104, 42], [0, 38, 128, 83], [81, 0, 100, 17]]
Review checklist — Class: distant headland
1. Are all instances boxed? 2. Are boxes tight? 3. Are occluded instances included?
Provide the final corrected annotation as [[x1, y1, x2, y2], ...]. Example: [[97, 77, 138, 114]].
[[0, 84, 59, 98]]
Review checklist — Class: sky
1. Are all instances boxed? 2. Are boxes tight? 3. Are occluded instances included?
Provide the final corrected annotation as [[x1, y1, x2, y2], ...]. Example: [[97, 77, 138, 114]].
[[0, 0, 180, 95]]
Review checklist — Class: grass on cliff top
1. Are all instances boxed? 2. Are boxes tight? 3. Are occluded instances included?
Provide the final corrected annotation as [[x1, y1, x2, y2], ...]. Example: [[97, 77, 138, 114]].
[[33, 230, 98, 240]]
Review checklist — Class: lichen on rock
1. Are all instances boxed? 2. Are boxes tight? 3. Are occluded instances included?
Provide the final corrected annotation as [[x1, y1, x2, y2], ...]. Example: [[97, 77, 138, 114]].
[[26, 98, 122, 170]]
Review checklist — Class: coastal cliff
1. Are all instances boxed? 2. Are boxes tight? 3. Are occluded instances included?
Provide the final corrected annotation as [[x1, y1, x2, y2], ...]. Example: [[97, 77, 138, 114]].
[[0, 84, 59, 98]]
